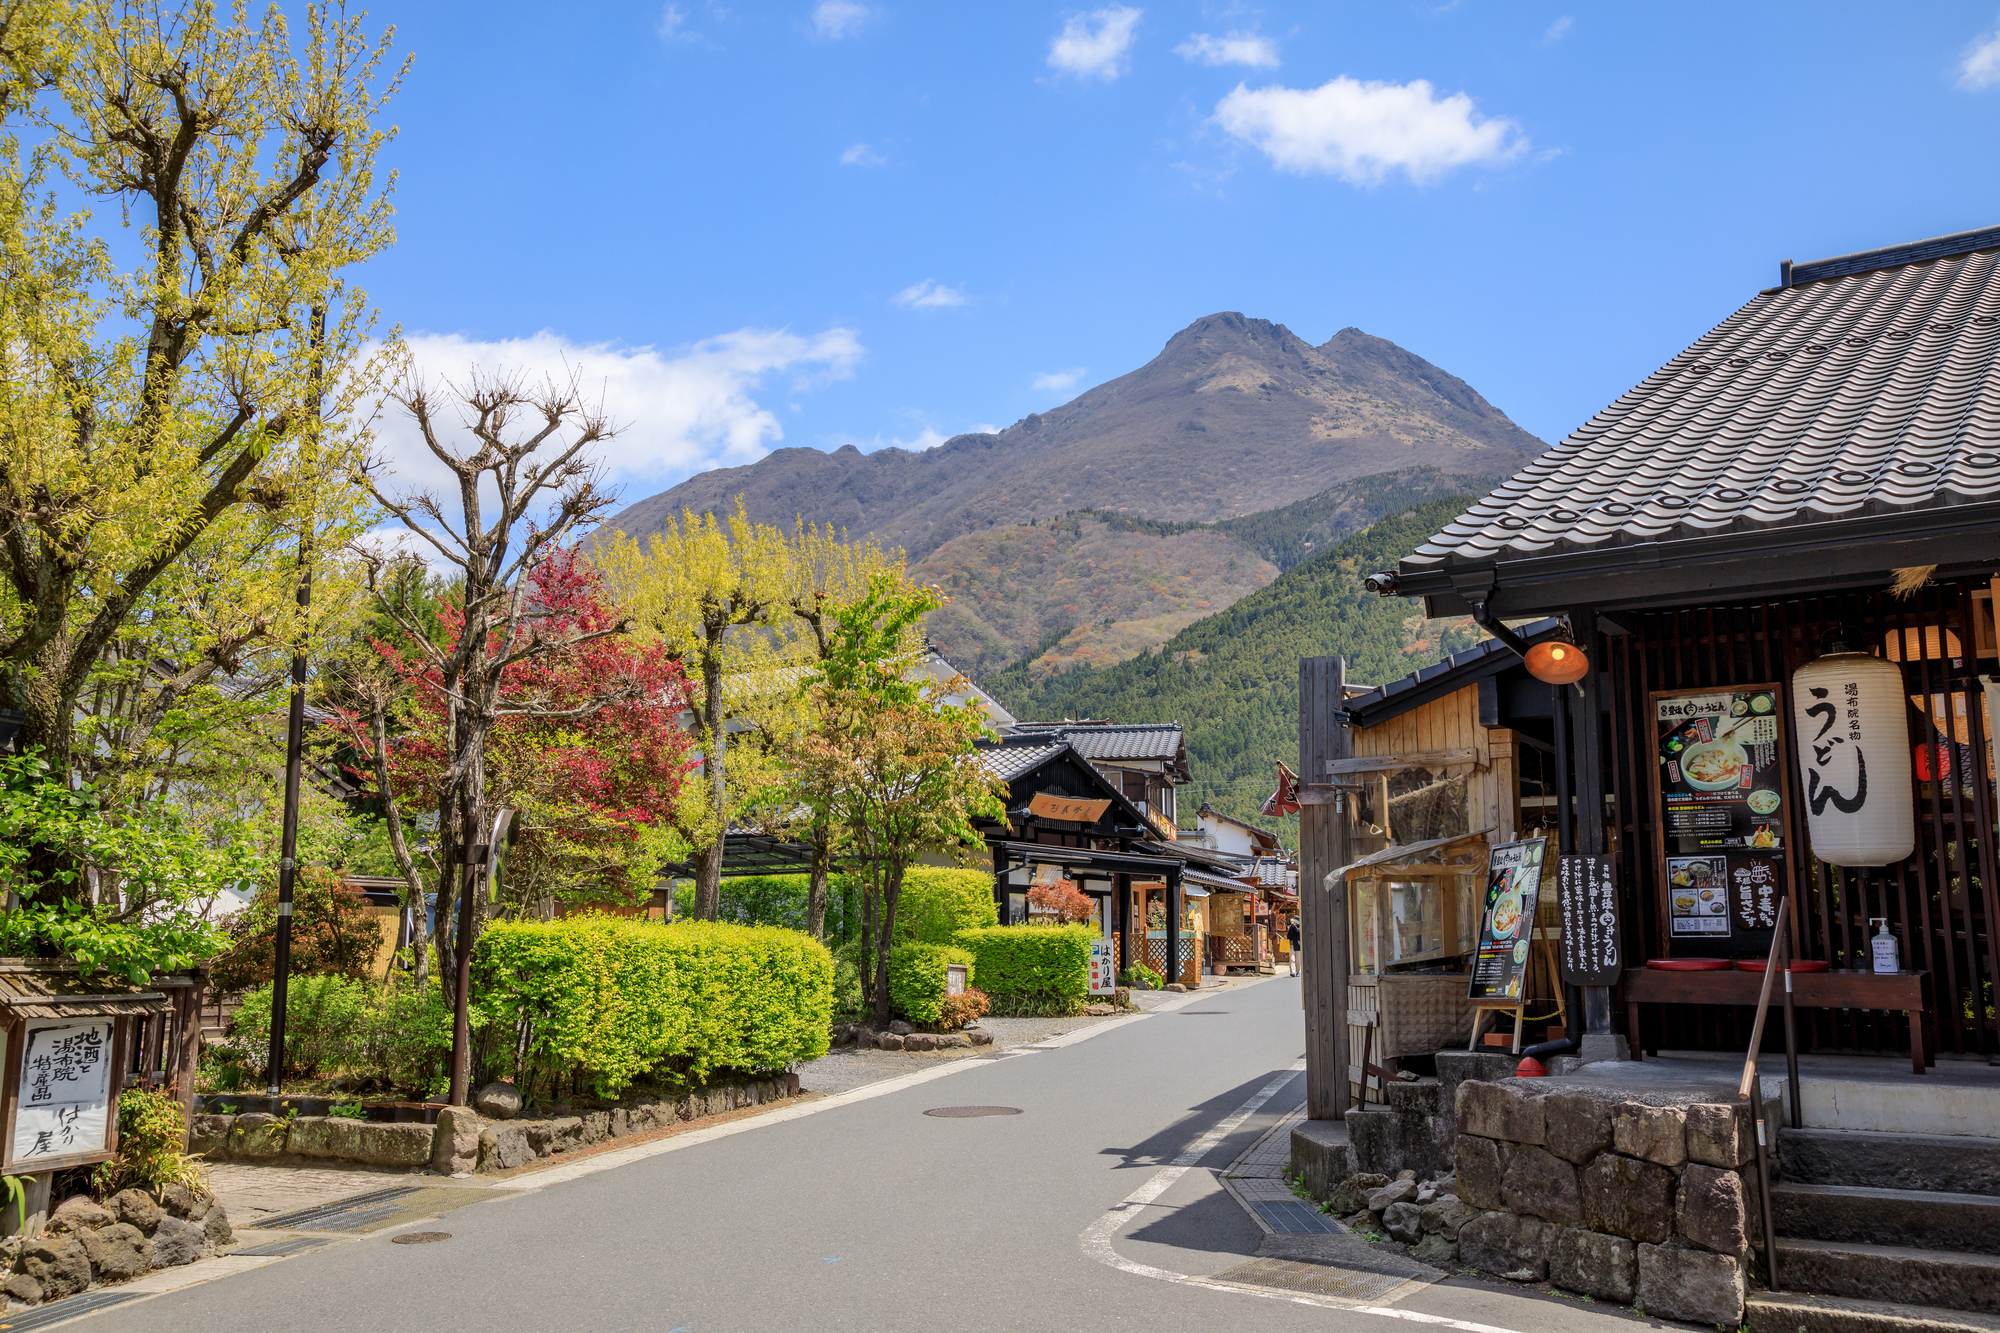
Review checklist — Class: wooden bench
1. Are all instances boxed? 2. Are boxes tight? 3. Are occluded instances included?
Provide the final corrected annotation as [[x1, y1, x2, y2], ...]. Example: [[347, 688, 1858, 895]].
[[1622, 968, 1933, 1074]]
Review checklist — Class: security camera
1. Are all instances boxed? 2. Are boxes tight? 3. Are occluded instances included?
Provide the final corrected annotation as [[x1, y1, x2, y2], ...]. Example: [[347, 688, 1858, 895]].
[[1363, 571, 1398, 596]]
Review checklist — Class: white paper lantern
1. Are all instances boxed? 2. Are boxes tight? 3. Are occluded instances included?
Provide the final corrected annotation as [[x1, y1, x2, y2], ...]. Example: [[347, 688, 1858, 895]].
[[1790, 650, 1915, 867]]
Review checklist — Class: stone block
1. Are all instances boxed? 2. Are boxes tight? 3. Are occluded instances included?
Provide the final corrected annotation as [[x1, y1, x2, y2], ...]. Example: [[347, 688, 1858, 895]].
[[304, 1118, 433, 1167], [1543, 1089, 1617, 1165], [80, 1222, 152, 1280], [107, 1189, 162, 1233], [1327, 1173, 1390, 1217], [782, 1071, 801, 1096], [1291, 1123, 1357, 1203], [966, 1029, 993, 1046], [49, 1196, 113, 1233], [1411, 1233, 1458, 1267], [1455, 1134, 1514, 1211], [1382, 1201, 1424, 1244], [3, 1272, 41, 1305], [877, 1032, 905, 1051], [1457, 1210, 1553, 1280], [609, 1108, 633, 1138], [1612, 1101, 1687, 1168], [1685, 1102, 1752, 1169], [547, 1116, 584, 1151], [1418, 1196, 1471, 1239], [227, 1112, 287, 1159], [18, 1237, 91, 1299], [432, 1106, 483, 1175], [189, 1114, 233, 1159], [1677, 1163, 1749, 1256], [1637, 1241, 1745, 1326], [904, 1033, 937, 1051], [582, 1111, 612, 1140], [477, 1123, 534, 1172], [1582, 1153, 1678, 1243], [472, 1081, 521, 1120], [1456, 1081, 1545, 1145], [936, 1034, 969, 1049], [888, 1020, 914, 1035], [149, 1216, 205, 1268], [1548, 1227, 1636, 1303], [203, 1205, 233, 1250], [1367, 1178, 1417, 1212], [1501, 1146, 1582, 1226]]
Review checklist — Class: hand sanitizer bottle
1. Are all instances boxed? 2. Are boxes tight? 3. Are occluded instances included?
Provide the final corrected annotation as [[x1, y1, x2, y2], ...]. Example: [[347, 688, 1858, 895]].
[[1870, 918, 1899, 974]]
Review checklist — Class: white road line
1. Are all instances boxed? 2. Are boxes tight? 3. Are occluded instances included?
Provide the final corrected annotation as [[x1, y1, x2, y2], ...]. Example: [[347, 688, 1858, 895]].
[[1077, 1061, 1530, 1333]]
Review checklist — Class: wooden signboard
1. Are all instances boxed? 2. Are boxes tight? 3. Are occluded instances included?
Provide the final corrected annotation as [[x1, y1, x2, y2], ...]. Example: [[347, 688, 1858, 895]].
[[1647, 685, 1795, 959], [1557, 853, 1623, 986], [1, 1016, 127, 1174], [1467, 837, 1549, 1006], [1028, 792, 1112, 824]]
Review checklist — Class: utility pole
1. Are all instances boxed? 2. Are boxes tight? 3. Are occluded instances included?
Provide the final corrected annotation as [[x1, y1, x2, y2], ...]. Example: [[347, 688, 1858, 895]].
[[265, 556, 310, 1095]]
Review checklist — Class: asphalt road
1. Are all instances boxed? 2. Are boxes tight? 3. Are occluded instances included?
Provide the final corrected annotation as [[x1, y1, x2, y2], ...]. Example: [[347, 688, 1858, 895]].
[[98, 976, 1664, 1333]]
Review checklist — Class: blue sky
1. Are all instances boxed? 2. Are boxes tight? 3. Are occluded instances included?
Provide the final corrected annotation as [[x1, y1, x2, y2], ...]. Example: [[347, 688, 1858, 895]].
[[370, 2, 2000, 510]]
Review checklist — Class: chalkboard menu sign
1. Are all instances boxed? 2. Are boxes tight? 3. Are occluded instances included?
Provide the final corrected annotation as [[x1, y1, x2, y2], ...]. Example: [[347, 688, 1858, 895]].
[[1650, 685, 1792, 956], [1557, 854, 1622, 986], [1468, 837, 1548, 1004]]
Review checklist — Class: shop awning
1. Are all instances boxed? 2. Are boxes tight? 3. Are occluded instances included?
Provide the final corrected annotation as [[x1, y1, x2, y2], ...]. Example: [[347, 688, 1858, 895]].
[[1184, 868, 1256, 893], [1324, 828, 1495, 890], [0, 968, 171, 1020]]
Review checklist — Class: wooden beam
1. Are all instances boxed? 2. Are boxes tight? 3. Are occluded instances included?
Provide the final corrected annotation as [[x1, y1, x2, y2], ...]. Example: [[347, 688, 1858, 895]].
[[1299, 656, 1351, 1122], [1327, 748, 1481, 775]]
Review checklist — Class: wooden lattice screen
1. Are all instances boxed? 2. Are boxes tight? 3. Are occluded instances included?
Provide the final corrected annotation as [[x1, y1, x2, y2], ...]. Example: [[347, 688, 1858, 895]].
[[1605, 579, 2000, 1059]]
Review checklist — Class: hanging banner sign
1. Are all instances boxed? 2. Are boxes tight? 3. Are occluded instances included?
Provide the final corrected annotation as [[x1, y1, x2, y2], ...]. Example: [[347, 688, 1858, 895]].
[[1468, 837, 1548, 1004], [12, 1019, 115, 1165], [1650, 685, 1792, 953], [1557, 853, 1622, 986], [1028, 792, 1111, 824]]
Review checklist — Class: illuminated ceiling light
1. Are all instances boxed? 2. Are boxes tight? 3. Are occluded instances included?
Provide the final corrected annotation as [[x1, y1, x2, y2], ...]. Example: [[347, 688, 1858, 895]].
[[1525, 640, 1589, 685]]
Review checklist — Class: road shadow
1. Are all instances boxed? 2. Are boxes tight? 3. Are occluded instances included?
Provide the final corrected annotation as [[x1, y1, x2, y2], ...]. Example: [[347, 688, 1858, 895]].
[[1094, 1067, 1305, 1173]]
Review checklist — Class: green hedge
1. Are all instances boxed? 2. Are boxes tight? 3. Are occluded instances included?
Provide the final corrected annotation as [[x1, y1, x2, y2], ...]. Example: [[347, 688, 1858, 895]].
[[952, 924, 1092, 1016], [472, 916, 833, 1097], [894, 868, 998, 944], [886, 942, 975, 1025]]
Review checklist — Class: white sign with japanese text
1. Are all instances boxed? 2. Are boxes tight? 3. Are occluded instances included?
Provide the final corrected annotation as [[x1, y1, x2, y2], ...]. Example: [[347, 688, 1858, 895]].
[[13, 1020, 113, 1163]]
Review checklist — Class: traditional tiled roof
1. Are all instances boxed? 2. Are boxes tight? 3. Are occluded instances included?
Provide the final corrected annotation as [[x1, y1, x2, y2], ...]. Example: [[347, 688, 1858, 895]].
[[975, 740, 1069, 782], [1008, 720, 1190, 781], [1394, 227, 2000, 600]]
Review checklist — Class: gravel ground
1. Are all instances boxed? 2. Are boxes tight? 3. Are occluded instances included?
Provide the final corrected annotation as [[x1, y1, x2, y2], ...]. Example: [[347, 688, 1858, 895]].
[[797, 975, 1261, 1096]]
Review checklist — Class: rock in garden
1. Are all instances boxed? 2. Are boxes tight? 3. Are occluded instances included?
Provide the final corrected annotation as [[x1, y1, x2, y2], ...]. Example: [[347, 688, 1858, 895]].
[[1366, 1178, 1417, 1212], [1676, 1164, 1749, 1256], [1382, 1201, 1424, 1244], [108, 1189, 162, 1234], [473, 1081, 522, 1120], [149, 1216, 205, 1268], [477, 1123, 534, 1172], [1415, 1185, 1437, 1205], [432, 1105, 483, 1175], [853, 1027, 876, 1049], [904, 1033, 937, 1051], [1418, 1196, 1471, 1239], [936, 1033, 969, 1049], [189, 1114, 232, 1159], [1456, 1081, 1546, 1145], [1636, 1241, 1745, 1326], [877, 1032, 905, 1050], [1612, 1101, 1686, 1167], [966, 1030, 993, 1046], [1684, 1102, 1751, 1169], [1582, 1153, 1677, 1243], [1084, 1003, 1117, 1016], [203, 1205, 233, 1249], [608, 1108, 633, 1137], [1327, 1173, 1390, 1217], [1411, 1233, 1458, 1267], [547, 1115, 585, 1149], [1542, 1089, 1617, 1165], [79, 1222, 152, 1281], [1501, 1146, 1582, 1226], [1163, 983, 1187, 992], [1457, 1211, 1553, 1280], [49, 1196, 113, 1232], [1454, 1135, 1513, 1211], [1549, 1226, 1636, 1302], [888, 1020, 914, 1036], [19, 1236, 91, 1299], [227, 1112, 288, 1158], [3, 1273, 42, 1306], [159, 1182, 209, 1220]]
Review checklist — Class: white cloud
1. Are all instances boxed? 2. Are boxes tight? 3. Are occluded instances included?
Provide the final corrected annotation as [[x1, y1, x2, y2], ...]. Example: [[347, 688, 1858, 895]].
[[658, 4, 699, 42], [1213, 76, 1527, 185], [372, 327, 865, 507], [1032, 368, 1086, 392], [1049, 6, 1142, 81], [813, 1, 869, 40], [891, 279, 967, 310], [1543, 16, 1572, 42], [1175, 31, 1280, 69], [1958, 22, 2000, 89], [840, 142, 886, 167]]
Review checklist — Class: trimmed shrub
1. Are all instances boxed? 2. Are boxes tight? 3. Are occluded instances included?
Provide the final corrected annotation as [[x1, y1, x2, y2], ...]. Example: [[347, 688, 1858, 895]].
[[953, 924, 1092, 1017], [938, 986, 988, 1030], [711, 874, 811, 931], [231, 974, 369, 1078], [473, 915, 833, 1098], [893, 868, 997, 945], [886, 941, 975, 1026]]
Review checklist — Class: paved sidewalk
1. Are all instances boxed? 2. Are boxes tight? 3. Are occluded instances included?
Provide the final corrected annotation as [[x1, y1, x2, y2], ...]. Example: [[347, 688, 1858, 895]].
[[1220, 1101, 1342, 1235], [207, 1164, 460, 1227]]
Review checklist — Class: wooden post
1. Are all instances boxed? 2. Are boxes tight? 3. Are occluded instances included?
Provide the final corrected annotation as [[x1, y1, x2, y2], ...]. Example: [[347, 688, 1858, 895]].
[[1300, 655, 1352, 1121], [173, 968, 207, 1148], [1165, 868, 1182, 988], [1568, 608, 1617, 1044]]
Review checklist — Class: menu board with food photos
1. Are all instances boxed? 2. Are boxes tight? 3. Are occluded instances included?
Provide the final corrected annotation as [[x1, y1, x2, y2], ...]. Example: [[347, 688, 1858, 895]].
[[1468, 837, 1549, 1005], [1650, 686, 1792, 956]]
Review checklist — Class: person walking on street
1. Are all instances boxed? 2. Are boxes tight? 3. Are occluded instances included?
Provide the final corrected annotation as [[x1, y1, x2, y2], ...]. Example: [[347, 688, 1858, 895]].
[[1285, 915, 1301, 976]]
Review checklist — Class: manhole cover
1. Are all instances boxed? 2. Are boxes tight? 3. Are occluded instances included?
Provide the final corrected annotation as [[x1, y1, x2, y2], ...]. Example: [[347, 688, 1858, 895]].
[[391, 1232, 451, 1245], [923, 1106, 1021, 1118]]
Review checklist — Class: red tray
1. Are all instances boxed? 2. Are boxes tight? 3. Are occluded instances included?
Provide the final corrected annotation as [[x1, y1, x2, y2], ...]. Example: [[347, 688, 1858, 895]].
[[1736, 958, 1830, 973], [1644, 958, 1733, 971]]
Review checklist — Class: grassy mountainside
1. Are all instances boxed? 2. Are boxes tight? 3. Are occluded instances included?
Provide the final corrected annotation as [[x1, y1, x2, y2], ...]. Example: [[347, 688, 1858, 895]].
[[981, 497, 1489, 830]]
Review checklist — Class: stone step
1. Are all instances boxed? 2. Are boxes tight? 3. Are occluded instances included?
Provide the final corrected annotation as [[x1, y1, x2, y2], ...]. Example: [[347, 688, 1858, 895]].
[[1774, 1238, 2000, 1315], [1747, 1291, 2000, 1333], [1780, 1128, 2000, 1196], [1773, 1182, 2000, 1253]]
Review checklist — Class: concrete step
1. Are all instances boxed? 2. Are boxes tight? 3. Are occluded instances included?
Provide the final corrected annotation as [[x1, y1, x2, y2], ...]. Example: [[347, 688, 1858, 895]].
[[1773, 1182, 2000, 1253], [1781, 1128, 2000, 1196], [1747, 1291, 2000, 1333], [1775, 1238, 2000, 1315]]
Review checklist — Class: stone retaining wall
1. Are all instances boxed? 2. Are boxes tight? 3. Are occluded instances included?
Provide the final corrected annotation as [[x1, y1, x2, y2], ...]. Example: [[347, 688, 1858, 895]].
[[192, 1073, 803, 1175], [1451, 1078, 1759, 1326]]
